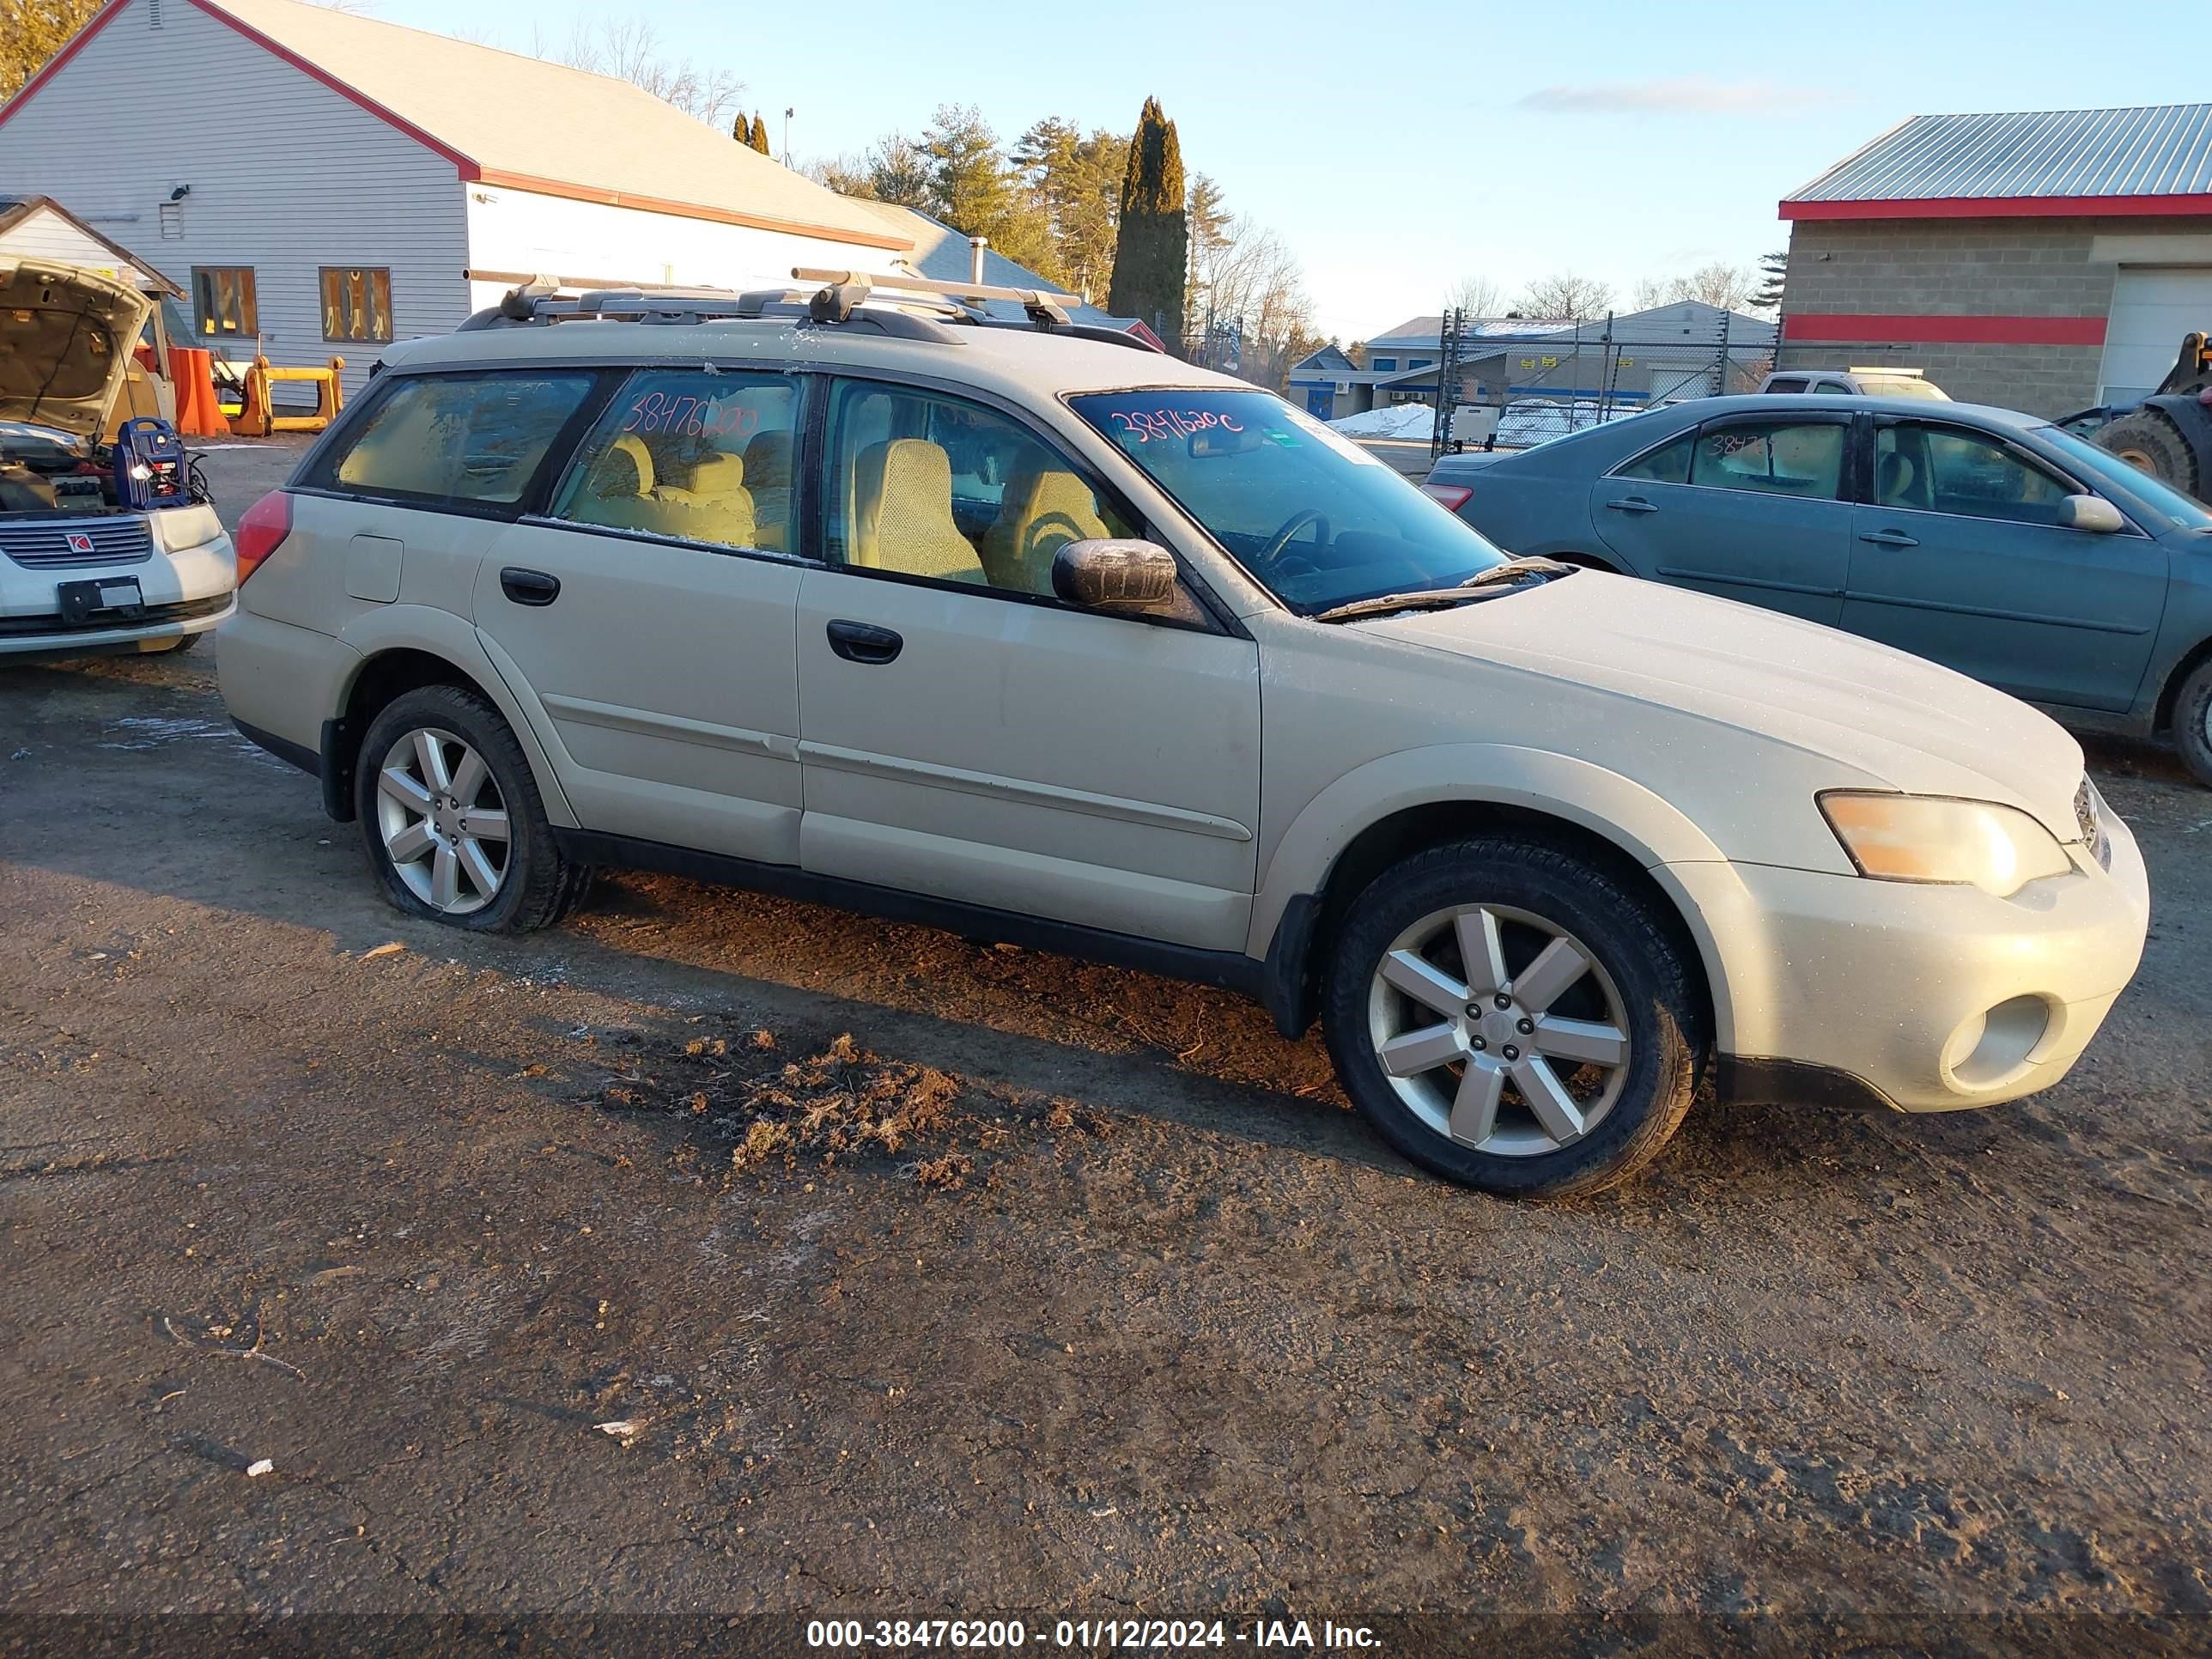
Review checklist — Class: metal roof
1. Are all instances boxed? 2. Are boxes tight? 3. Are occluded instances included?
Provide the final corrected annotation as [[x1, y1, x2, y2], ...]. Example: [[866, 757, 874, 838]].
[[1786, 105, 2212, 217]]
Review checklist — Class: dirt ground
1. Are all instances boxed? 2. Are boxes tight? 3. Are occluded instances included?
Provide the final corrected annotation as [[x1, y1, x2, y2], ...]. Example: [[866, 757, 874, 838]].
[[1, 439, 2208, 1655]]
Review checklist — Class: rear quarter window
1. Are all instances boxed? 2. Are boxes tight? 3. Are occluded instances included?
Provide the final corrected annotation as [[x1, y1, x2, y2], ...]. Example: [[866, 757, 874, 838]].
[[314, 371, 597, 507]]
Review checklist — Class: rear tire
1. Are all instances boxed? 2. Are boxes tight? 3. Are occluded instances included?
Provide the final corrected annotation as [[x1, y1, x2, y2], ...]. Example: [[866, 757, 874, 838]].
[[354, 684, 590, 932], [2172, 658, 2212, 789], [1322, 836, 1702, 1200], [2095, 410, 2201, 498]]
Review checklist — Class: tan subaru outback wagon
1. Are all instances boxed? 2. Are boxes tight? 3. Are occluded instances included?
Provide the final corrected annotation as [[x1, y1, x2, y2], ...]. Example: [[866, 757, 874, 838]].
[[219, 273, 2150, 1198]]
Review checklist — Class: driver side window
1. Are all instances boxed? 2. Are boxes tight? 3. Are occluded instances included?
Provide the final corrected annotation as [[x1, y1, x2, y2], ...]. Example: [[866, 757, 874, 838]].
[[821, 378, 1135, 598]]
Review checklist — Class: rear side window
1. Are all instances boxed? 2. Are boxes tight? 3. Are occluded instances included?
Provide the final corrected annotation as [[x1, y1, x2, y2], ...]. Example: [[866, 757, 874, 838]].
[[550, 368, 803, 556], [1689, 421, 1845, 500], [321, 372, 594, 506], [1613, 433, 1694, 484]]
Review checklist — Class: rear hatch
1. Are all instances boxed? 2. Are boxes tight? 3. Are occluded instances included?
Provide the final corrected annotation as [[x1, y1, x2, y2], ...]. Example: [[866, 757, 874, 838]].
[[0, 258, 152, 441]]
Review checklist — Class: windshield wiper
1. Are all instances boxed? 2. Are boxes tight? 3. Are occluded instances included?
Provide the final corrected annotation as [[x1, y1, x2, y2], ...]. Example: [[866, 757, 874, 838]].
[[1312, 558, 1576, 623]]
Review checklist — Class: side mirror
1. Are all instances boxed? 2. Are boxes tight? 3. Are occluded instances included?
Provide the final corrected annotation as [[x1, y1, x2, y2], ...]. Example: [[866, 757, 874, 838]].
[[2059, 494, 2125, 533], [1051, 538, 1181, 615]]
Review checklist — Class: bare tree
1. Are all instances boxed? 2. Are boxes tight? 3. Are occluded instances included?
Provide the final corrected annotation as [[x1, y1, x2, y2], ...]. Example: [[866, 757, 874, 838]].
[[559, 18, 744, 131], [1196, 216, 1319, 390], [1627, 262, 1759, 315], [1448, 275, 1502, 317], [1515, 272, 1613, 321]]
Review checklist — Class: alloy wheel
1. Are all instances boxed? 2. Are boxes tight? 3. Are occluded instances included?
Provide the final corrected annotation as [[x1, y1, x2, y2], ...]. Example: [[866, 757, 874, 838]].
[[374, 726, 509, 915], [1365, 902, 1632, 1156]]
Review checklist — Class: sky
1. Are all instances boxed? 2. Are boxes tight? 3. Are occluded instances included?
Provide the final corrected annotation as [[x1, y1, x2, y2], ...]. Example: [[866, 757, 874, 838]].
[[357, 0, 2212, 342]]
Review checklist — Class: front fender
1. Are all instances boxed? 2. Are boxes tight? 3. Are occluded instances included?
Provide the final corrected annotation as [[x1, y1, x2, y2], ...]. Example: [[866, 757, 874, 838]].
[[331, 605, 579, 826], [1250, 744, 1742, 1048]]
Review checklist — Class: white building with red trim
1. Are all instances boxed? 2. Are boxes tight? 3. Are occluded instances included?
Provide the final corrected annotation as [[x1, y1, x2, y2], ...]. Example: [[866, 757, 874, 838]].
[[1776, 105, 2212, 415], [0, 0, 913, 398]]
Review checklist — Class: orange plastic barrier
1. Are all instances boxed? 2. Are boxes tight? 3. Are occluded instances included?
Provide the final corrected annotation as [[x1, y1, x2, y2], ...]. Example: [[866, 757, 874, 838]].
[[166, 347, 227, 438], [231, 355, 345, 438]]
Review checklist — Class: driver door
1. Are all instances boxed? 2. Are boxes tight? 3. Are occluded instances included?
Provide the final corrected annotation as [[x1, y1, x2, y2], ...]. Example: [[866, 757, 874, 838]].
[[793, 377, 1261, 952]]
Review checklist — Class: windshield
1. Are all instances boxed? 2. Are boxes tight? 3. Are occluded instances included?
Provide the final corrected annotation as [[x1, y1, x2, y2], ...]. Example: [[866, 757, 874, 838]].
[[2037, 425, 2212, 532], [1068, 389, 1511, 614]]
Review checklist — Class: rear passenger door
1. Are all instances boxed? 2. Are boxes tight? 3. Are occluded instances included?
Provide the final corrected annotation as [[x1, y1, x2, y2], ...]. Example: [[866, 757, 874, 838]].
[[474, 367, 813, 863], [1589, 412, 1856, 624], [792, 376, 1261, 953]]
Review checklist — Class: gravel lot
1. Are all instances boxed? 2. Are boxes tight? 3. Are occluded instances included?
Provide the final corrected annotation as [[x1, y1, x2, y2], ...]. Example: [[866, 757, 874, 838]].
[[2, 440, 2208, 1653]]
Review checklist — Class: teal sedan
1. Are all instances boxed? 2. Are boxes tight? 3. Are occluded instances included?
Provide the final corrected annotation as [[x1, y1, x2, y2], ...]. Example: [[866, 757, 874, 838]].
[[1424, 394, 2212, 786]]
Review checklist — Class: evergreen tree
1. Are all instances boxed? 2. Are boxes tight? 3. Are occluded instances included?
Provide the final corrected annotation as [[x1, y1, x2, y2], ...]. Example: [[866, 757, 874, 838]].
[[733, 112, 751, 146], [1014, 118, 1127, 301], [1754, 248, 1788, 313], [1183, 173, 1233, 339], [750, 112, 773, 156], [1107, 97, 1188, 351], [920, 105, 1059, 280]]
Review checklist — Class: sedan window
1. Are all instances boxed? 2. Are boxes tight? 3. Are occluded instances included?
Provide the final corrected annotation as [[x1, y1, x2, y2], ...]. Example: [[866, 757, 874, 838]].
[[1689, 422, 1845, 500], [1613, 432, 1694, 484], [1876, 424, 2073, 526]]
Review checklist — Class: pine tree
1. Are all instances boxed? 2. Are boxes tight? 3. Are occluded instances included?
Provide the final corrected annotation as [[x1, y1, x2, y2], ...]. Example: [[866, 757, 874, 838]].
[[1754, 248, 1788, 313], [733, 112, 750, 146], [1107, 97, 1188, 352], [750, 112, 773, 156]]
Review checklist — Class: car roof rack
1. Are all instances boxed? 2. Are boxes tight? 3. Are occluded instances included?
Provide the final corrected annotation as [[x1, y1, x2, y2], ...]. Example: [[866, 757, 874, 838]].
[[456, 269, 1163, 355]]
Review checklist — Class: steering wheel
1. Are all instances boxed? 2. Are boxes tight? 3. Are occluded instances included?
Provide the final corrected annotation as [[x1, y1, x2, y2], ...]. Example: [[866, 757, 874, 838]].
[[1260, 508, 1331, 566]]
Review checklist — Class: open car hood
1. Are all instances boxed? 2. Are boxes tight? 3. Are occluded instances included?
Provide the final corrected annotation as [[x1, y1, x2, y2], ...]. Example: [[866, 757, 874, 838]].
[[0, 258, 152, 441]]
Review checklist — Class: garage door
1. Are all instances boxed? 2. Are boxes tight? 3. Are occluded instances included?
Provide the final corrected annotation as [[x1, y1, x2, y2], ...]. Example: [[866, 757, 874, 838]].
[[2100, 266, 2212, 403]]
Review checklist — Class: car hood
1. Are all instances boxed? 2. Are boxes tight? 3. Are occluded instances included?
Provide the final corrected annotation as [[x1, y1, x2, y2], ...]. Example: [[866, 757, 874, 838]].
[[0, 258, 151, 441], [1362, 571, 2086, 836]]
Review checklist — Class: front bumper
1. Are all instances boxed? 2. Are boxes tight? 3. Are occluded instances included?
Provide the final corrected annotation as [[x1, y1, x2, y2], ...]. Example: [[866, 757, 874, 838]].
[[0, 532, 235, 657], [1672, 805, 2149, 1113]]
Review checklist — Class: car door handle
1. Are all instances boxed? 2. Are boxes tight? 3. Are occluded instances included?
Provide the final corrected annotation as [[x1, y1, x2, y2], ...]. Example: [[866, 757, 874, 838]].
[[825, 618, 903, 665], [1857, 530, 1920, 549], [1604, 496, 1658, 514], [499, 566, 561, 605]]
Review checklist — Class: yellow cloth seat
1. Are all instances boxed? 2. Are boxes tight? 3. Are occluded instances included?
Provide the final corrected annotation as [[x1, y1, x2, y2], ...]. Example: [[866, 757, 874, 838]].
[[983, 461, 1113, 595], [852, 438, 984, 582], [743, 429, 794, 552]]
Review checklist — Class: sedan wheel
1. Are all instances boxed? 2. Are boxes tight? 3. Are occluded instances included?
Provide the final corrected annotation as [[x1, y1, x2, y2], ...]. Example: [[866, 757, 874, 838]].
[[1366, 902, 1631, 1156], [374, 726, 510, 915]]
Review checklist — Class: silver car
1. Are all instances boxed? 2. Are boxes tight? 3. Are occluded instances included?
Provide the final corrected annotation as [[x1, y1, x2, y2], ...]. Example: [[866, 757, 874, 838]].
[[0, 258, 234, 661], [216, 276, 2149, 1200]]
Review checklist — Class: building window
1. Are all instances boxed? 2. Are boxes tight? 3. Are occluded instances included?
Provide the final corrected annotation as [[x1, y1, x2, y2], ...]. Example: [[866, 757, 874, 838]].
[[1407, 357, 1432, 369], [1369, 356, 1397, 372], [321, 267, 392, 343], [192, 267, 257, 337]]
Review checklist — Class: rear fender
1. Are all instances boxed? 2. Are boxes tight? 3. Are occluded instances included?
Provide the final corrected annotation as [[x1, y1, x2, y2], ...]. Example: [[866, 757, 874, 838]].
[[332, 605, 578, 826]]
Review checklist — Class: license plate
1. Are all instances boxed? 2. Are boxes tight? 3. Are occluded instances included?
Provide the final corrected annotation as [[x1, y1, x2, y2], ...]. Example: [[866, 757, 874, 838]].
[[56, 576, 143, 624]]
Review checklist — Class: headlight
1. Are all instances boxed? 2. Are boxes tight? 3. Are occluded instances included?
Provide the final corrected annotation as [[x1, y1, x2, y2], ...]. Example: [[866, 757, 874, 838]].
[[1819, 792, 2072, 899]]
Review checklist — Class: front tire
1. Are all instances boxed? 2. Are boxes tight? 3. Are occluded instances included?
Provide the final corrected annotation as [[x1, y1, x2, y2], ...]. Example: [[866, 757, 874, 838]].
[[2172, 658, 2212, 789], [354, 684, 589, 932], [1322, 836, 1702, 1199]]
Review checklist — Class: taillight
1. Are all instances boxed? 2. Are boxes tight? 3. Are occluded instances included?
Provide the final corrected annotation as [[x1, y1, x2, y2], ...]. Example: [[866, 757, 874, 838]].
[[233, 489, 293, 584], [1420, 483, 1474, 512]]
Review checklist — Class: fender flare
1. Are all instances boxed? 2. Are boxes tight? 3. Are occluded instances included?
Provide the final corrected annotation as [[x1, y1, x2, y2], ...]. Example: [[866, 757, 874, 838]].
[[332, 605, 579, 826], [1249, 744, 1741, 1048]]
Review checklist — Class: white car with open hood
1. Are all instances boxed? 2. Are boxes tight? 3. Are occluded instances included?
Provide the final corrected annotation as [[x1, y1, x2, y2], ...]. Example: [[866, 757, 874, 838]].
[[0, 257, 234, 660], [216, 270, 2150, 1199]]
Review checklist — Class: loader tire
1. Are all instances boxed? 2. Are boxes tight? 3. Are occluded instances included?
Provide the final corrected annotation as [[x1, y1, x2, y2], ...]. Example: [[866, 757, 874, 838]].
[[2095, 409, 2201, 499]]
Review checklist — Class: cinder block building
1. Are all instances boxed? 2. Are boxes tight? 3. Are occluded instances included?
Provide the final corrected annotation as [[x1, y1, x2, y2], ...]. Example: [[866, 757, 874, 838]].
[[1777, 105, 2212, 416]]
